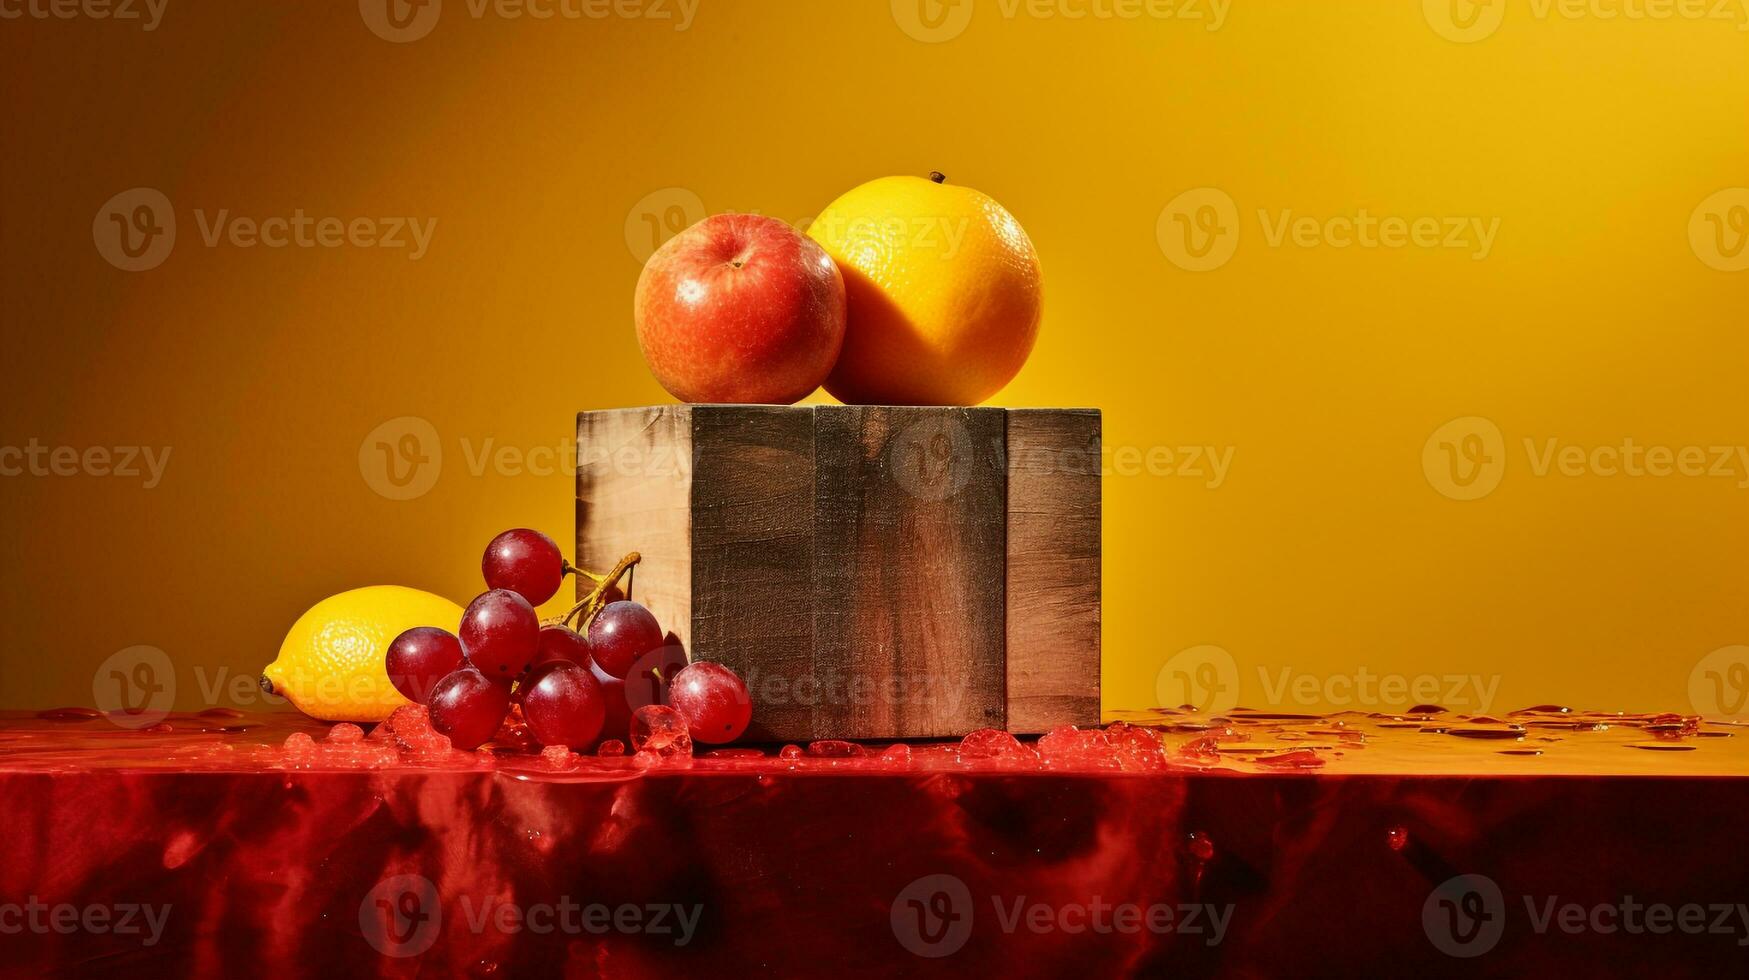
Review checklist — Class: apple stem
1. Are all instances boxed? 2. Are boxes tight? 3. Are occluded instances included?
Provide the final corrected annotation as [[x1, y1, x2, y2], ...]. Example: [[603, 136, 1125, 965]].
[[929, 171, 947, 184]]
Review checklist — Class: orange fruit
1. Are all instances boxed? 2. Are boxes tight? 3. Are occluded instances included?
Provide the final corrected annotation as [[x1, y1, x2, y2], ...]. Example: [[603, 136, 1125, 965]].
[[806, 173, 1042, 405]]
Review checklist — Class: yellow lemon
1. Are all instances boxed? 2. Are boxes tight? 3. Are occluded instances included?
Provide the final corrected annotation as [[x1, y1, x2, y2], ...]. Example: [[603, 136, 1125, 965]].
[[262, 586, 463, 722], [806, 173, 1042, 405]]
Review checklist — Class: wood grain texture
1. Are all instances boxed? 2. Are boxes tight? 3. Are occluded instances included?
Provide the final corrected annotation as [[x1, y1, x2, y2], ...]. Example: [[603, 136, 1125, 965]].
[[575, 406, 694, 648], [688, 407, 816, 742], [1005, 409, 1102, 732], [577, 405, 1101, 741], [813, 407, 1007, 738]]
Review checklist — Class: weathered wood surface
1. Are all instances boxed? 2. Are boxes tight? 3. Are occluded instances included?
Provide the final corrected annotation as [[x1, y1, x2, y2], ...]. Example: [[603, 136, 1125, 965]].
[[811, 406, 1007, 738], [690, 407, 816, 741], [574, 406, 694, 647], [1005, 409, 1102, 733], [577, 405, 1100, 740]]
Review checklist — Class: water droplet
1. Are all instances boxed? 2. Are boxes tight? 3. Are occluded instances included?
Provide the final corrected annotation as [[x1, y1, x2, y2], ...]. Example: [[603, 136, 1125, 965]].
[[703, 747, 763, 759], [1255, 749, 1325, 768], [162, 830, 201, 869], [806, 740, 864, 758], [37, 707, 102, 721], [1446, 727, 1525, 740], [1187, 831, 1215, 862]]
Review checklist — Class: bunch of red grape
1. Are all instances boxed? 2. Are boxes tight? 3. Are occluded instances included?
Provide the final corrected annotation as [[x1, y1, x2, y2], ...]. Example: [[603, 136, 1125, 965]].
[[384, 528, 752, 752]]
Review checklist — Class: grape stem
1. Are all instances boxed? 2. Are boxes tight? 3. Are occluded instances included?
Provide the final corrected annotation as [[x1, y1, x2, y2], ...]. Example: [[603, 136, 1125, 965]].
[[551, 551, 641, 633]]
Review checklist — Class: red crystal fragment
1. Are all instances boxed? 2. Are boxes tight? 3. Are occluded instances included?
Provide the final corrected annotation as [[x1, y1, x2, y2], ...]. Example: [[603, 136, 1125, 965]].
[[956, 728, 1032, 765], [1038, 725, 1119, 769], [539, 744, 576, 769], [629, 705, 692, 759]]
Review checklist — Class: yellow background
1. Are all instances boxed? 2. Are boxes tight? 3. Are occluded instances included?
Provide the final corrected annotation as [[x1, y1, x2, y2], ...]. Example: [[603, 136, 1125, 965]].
[[3, 0, 1745, 719]]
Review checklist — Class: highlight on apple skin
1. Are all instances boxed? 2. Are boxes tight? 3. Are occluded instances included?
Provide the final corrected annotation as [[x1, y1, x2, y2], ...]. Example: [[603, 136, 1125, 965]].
[[634, 213, 847, 405]]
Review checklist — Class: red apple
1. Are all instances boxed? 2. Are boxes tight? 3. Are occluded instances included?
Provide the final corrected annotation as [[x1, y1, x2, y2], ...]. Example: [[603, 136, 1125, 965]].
[[635, 213, 847, 404]]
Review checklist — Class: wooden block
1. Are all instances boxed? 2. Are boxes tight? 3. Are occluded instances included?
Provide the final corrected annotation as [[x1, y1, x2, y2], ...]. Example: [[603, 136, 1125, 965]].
[[577, 405, 1100, 741], [811, 407, 1008, 738], [690, 407, 816, 741], [1005, 409, 1102, 733], [574, 406, 693, 650]]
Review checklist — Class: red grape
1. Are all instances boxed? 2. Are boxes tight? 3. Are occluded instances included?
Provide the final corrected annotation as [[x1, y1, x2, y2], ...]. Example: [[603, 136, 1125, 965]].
[[587, 601, 665, 678], [482, 528, 566, 606], [590, 660, 632, 742], [520, 661, 607, 749], [427, 666, 511, 751], [459, 589, 540, 679], [624, 642, 686, 711], [534, 625, 591, 669], [595, 641, 686, 748], [666, 662, 752, 744], [384, 627, 465, 705]]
